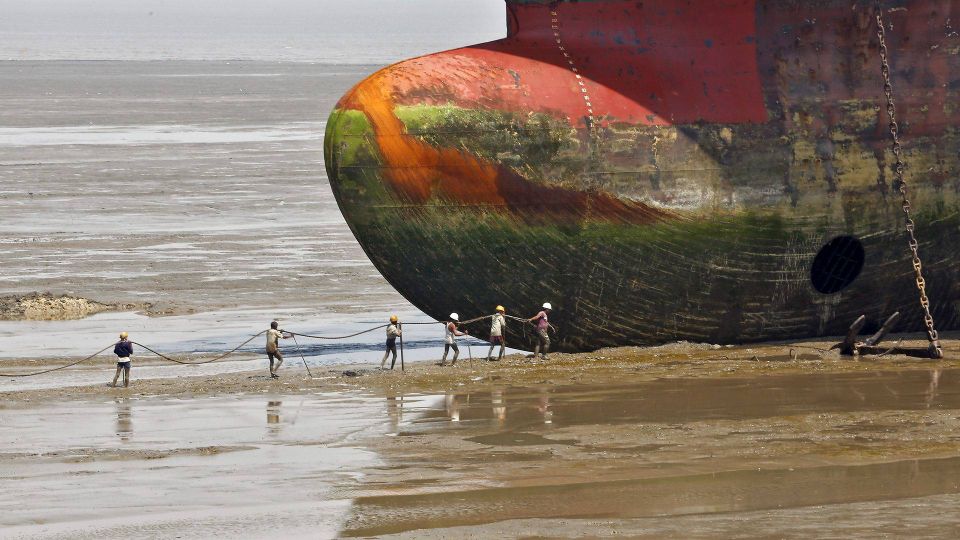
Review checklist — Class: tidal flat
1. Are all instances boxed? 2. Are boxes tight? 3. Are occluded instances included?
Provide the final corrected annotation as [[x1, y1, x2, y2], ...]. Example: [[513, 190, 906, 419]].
[[2, 337, 960, 538]]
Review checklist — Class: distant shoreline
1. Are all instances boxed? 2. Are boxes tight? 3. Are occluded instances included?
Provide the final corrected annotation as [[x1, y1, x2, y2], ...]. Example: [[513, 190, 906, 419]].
[[0, 58, 386, 65]]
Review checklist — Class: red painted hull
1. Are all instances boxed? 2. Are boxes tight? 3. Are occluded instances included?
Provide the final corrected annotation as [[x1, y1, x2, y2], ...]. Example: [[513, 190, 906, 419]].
[[325, 1, 960, 350]]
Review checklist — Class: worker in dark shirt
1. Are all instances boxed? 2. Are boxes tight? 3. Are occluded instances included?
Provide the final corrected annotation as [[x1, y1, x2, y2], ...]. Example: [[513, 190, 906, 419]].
[[111, 332, 134, 388]]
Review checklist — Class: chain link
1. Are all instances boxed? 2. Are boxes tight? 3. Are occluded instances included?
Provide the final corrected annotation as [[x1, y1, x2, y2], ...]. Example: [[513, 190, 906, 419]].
[[874, 5, 942, 357]]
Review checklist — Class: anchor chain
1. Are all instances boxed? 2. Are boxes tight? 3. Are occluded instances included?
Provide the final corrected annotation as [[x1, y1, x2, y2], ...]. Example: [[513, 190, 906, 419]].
[[875, 4, 942, 358]]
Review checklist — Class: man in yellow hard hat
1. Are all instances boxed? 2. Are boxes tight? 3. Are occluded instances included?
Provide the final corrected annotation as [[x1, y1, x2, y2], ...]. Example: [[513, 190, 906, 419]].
[[110, 331, 134, 387], [486, 305, 507, 361], [380, 315, 402, 370]]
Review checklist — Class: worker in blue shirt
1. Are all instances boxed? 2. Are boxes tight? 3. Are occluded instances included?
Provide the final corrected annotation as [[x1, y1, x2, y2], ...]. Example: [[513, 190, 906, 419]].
[[110, 332, 134, 387]]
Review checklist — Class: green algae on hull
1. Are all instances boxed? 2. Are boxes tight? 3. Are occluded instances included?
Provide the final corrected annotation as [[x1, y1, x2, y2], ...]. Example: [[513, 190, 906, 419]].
[[324, 98, 960, 351]]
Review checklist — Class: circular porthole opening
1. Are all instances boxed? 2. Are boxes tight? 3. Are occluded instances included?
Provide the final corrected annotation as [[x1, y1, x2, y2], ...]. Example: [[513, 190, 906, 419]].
[[810, 235, 865, 294]]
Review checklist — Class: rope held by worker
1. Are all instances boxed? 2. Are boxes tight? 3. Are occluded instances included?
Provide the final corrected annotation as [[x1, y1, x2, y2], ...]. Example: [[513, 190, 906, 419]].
[[0, 344, 114, 378]]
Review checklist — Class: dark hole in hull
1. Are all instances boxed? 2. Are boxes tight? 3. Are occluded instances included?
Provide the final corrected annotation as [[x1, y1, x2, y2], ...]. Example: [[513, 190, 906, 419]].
[[811, 235, 865, 294]]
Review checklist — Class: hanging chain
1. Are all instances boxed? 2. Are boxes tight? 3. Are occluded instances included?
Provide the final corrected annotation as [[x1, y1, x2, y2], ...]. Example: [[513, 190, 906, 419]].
[[874, 5, 942, 358]]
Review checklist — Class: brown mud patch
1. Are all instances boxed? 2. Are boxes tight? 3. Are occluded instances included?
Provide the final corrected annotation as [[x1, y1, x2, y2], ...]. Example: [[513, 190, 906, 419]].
[[0, 292, 149, 321]]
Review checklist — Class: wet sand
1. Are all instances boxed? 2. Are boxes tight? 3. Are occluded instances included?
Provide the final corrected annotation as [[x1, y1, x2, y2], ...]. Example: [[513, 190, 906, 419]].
[[3, 337, 960, 537]]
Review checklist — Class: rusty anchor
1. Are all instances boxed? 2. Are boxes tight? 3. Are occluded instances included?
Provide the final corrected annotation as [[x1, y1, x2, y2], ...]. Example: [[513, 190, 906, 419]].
[[831, 312, 943, 359]]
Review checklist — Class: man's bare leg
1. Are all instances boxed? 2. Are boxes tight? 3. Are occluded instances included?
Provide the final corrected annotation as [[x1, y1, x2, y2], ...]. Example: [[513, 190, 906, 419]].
[[451, 344, 459, 366], [122, 365, 130, 387], [440, 345, 449, 366], [380, 350, 390, 370], [273, 354, 283, 377], [111, 366, 122, 387]]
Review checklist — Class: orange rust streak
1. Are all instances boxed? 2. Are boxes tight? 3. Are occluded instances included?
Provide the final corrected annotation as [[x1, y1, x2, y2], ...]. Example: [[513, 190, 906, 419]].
[[349, 69, 507, 206], [345, 66, 673, 225]]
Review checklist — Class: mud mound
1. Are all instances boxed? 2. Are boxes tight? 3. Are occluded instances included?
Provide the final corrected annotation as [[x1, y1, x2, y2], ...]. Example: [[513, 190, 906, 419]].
[[0, 293, 115, 321]]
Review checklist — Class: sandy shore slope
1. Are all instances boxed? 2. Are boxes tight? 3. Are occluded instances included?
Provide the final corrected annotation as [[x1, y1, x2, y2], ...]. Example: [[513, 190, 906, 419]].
[[3, 336, 960, 537]]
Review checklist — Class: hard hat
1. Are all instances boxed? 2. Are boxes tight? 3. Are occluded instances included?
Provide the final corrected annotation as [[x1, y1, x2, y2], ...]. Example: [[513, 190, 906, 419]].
[[119, 331, 128, 339], [390, 315, 398, 323], [450, 313, 459, 321], [496, 305, 505, 312], [542, 302, 552, 310]]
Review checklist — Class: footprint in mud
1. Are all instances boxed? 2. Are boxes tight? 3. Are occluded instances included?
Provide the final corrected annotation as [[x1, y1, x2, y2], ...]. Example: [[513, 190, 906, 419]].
[[466, 432, 578, 447]]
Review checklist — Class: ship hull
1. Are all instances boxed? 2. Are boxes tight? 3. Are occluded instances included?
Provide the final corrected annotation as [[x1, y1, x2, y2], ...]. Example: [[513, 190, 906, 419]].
[[325, 0, 960, 351]]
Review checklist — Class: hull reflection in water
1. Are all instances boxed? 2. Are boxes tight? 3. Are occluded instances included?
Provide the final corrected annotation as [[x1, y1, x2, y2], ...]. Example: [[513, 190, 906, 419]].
[[343, 368, 960, 537]]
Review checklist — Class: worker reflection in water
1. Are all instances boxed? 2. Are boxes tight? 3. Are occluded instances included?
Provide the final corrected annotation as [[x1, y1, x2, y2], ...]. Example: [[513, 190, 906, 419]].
[[440, 313, 468, 366], [380, 315, 402, 370], [266, 320, 290, 378], [110, 331, 134, 387], [486, 305, 507, 361], [528, 302, 552, 360]]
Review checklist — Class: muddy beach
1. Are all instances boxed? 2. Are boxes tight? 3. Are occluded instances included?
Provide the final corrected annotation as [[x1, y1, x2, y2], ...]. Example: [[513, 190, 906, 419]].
[[3, 336, 960, 537]]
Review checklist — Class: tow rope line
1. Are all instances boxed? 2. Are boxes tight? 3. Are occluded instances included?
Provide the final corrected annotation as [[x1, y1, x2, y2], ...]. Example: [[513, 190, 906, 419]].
[[285, 315, 504, 341], [0, 332, 267, 378], [0, 315, 548, 379], [130, 331, 266, 365], [0, 344, 115, 378]]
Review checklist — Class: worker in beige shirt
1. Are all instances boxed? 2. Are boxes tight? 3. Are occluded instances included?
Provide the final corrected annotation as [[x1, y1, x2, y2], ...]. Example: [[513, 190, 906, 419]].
[[266, 320, 290, 378]]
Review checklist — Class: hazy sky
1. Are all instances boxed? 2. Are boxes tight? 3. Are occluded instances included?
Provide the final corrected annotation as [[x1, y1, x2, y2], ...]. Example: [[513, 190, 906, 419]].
[[0, 0, 508, 62]]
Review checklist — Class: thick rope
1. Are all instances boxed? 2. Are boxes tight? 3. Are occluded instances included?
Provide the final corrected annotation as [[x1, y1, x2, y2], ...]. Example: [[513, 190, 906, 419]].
[[0, 344, 115, 378], [130, 331, 266, 366], [288, 316, 491, 341], [506, 313, 557, 334], [288, 325, 389, 340]]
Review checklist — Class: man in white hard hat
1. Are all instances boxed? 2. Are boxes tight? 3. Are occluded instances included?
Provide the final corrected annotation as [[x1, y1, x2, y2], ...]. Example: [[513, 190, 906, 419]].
[[486, 305, 507, 361], [110, 331, 134, 387], [528, 302, 552, 360], [440, 313, 468, 366]]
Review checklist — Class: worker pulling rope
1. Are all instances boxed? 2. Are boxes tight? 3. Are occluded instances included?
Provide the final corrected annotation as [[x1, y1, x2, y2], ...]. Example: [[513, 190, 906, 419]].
[[0, 307, 555, 379]]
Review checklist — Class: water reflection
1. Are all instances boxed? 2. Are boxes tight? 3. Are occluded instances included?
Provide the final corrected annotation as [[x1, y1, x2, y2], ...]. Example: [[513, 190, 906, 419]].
[[445, 393, 460, 422], [267, 401, 282, 436], [386, 395, 404, 432], [491, 389, 506, 424], [538, 388, 553, 425], [114, 398, 132, 441], [431, 388, 559, 427], [926, 368, 941, 408], [417, 369, 960, 437]]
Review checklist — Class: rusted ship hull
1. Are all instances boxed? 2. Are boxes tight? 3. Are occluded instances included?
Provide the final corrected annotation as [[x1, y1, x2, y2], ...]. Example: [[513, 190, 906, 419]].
[[325, 0, 960, 351]]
